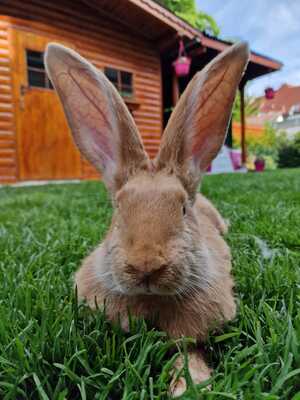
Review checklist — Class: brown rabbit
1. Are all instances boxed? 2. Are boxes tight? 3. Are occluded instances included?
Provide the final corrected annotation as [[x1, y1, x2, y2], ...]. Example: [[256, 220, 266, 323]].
[[45, 42, 249, 397]]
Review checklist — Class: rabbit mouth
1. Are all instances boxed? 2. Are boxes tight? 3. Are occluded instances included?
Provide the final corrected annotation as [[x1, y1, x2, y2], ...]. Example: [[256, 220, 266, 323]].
[[117, 279, 181, 296], [117, 265, 183, 296], [128, 286, 178, 296], [143, 284, 175, 296]]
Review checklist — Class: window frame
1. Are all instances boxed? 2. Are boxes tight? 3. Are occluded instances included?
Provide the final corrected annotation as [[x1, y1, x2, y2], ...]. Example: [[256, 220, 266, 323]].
[[25, 49, 53, 91], [104, 66, 134, 99]]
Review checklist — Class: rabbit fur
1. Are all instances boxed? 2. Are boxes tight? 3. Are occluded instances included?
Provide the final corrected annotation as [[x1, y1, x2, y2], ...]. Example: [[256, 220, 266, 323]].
[[45, 41, 249, 396]]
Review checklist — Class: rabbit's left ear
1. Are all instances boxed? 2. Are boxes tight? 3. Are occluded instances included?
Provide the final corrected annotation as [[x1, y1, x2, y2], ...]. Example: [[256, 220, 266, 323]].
[[45, 44, 150, 194], [155, 42, 249, 196]]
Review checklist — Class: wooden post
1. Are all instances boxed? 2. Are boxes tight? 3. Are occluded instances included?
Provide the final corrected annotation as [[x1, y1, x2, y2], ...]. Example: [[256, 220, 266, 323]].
[[172, 70, 179, 106], [240, 85, 246, 165]]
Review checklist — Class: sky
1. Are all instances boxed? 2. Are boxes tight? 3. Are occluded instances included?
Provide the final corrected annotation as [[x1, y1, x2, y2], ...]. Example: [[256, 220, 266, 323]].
[[196, 0, 300, 97]]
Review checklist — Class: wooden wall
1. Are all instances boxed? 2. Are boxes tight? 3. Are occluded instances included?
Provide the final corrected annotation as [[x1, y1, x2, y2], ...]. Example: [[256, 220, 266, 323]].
[[0, 0, 163, 182], [0, 20, 17, 183]]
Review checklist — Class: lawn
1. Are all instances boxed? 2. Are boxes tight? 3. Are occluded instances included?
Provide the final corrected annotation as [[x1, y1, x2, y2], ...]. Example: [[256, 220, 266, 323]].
[[0, 169, 300, 399]]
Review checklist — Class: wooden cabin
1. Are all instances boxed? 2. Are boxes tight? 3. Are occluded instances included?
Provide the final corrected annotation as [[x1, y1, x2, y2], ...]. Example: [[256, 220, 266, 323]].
[[0, 0, 282, 183]]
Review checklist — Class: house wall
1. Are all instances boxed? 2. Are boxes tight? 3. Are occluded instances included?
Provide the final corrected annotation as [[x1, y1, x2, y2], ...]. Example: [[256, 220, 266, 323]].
[[0, 20, 17, 183], [0, 0, 162, 182], [273, 116, 300, 138]]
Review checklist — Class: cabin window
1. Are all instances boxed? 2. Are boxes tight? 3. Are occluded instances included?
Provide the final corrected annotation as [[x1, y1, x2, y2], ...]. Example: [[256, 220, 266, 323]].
[[104, 67, 133, 97], [26, 50, 53, 89]]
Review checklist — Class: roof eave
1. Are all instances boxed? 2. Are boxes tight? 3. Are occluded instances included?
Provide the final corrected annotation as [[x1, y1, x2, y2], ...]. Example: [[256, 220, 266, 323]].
[[128, 0, 201, 39], [201, 35, 282, 71], [128, 0, 282, 72]]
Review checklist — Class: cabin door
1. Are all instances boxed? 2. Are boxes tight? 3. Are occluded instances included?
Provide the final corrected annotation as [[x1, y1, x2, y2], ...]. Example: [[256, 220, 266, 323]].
[[14, 31, 82, 180]]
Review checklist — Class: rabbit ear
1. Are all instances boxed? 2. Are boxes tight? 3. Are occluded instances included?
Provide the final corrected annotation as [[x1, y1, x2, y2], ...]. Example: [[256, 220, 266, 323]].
[[155, 42, 249, 196], [45, 43, 150, 194]]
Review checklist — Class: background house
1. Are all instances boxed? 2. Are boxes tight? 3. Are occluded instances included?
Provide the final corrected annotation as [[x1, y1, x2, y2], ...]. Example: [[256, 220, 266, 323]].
[[248, 84, 300, 137], [0, 0, 282, 183]]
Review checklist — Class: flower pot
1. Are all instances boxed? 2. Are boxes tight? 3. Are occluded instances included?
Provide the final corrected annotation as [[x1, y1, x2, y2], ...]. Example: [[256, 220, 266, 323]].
[[229, 149, 242, 170], [254, 158, 265, 172], [206, 164, 212, 173], [173, 56, 191, 77], [265, 87, 275, 100]]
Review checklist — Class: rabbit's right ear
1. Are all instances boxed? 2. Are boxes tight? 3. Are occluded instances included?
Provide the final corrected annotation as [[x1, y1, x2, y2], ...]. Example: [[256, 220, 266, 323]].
[[155, 42, 249, 198], [45, 44, 150, 194]]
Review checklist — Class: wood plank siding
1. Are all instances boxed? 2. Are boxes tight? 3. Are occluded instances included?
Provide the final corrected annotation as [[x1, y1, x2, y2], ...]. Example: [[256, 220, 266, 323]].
[[0, 0, 162, 182], [0, 20, 17, 182]]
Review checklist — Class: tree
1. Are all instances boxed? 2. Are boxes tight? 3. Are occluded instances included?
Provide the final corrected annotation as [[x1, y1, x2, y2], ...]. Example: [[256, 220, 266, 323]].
[[157, 0, 220, 36], [232, 94, 261, 122]]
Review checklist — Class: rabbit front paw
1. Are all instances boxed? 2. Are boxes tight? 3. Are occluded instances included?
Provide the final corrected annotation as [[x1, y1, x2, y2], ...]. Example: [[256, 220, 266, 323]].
[[169, 351, 211, 397]]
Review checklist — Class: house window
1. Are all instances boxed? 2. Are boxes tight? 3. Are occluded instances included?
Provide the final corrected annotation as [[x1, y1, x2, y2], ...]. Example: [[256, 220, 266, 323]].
[[104, 67, 133, 97], [26, 50, 53, 89]]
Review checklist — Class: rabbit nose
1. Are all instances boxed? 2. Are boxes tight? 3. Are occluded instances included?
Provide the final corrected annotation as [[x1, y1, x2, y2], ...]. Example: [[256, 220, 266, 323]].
[[128, 262, 167, 281], [139, 268, 166, 288]]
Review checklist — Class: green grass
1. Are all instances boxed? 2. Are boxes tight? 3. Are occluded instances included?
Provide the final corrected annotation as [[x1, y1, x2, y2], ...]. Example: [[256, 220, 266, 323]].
[[0, 169, 300, 399]]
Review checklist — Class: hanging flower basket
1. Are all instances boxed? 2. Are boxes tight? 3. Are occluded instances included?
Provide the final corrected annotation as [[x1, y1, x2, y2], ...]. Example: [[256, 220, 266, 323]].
[[173, 56, 191, 77], [264, 87, 275, 100], [173, 39, 191, 77]]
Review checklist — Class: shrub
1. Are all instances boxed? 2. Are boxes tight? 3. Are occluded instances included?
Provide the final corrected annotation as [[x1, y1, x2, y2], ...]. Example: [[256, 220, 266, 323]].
[[277, 132, 300, 168], [234, 124, 300, 170], [246, 123, 279, 170], [264, 155, 277, 170]]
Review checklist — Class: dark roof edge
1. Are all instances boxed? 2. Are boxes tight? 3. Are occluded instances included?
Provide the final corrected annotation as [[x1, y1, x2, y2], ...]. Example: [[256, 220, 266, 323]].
[[202, 33, 283, 69], [130, 0, 282, 71]]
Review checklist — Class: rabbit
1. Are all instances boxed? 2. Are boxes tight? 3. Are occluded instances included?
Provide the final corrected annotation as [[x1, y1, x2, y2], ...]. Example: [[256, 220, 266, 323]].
[[45, 41, 249, 397]]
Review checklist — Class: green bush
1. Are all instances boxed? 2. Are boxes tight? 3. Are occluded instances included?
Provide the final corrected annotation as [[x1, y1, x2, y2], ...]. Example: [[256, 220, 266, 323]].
[[246, 123, 279, 169], [236, 125, 300, 170], [278, 132, 300, 168], [264, 155, 277, 170]]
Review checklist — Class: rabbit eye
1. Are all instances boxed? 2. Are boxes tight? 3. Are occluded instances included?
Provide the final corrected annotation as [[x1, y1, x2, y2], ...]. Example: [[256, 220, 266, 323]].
[[182, 205, 186, 215]]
